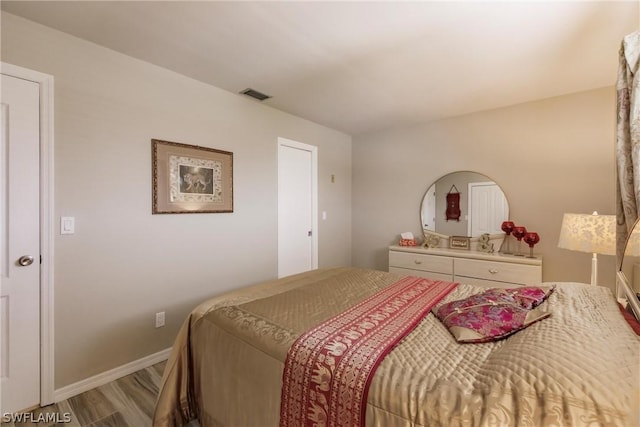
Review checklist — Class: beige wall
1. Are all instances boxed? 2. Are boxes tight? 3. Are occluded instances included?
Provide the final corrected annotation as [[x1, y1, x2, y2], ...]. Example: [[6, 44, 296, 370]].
[[353, 87, 617, 289], [1, 13, 352, 388]]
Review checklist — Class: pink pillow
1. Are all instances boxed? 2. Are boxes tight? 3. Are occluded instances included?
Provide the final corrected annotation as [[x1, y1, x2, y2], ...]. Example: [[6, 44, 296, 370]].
[[435, 287, 553, 343]]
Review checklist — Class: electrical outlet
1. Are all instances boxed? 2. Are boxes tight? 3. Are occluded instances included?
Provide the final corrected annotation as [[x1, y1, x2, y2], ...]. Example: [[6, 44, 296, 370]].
[[155, 312, 165, 328]]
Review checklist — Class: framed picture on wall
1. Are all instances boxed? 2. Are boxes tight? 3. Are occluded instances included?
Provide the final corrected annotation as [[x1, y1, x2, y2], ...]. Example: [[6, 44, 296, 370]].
[[152, 139, 233, 214]]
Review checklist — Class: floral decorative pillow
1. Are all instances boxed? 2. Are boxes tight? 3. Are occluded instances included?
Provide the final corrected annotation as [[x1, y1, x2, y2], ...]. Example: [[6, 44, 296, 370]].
[[478, 285, 555, 310], [434, 287, 553, 343]]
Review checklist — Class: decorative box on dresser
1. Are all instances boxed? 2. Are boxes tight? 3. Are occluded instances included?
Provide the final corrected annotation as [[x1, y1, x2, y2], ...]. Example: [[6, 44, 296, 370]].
[[388, 245, 542, 288]]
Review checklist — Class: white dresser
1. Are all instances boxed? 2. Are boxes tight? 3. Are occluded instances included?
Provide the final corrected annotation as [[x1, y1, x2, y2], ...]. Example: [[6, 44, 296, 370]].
[[389, 245, 542, 288]]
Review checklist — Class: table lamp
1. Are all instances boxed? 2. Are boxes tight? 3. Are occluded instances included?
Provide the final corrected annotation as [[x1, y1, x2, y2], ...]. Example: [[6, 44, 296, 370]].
[[557, 212, 616, 286]]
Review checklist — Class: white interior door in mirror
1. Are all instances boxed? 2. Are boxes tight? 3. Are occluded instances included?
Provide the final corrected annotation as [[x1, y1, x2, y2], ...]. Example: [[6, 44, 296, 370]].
[[468, 182, 509, 236], [422, 184, 436, 230]]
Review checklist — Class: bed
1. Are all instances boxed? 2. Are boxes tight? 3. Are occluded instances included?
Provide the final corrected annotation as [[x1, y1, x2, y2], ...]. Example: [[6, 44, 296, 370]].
[[153, 267, 640, 427]]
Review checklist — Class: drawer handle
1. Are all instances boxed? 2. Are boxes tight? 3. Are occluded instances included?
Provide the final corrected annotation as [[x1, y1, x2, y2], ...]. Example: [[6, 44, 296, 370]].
[[414, 260, 422, 265], [489, 269, 499, 274]]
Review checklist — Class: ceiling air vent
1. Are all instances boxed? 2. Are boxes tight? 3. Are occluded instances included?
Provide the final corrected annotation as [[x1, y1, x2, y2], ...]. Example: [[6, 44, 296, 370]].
[[239, 88, 271, 101]]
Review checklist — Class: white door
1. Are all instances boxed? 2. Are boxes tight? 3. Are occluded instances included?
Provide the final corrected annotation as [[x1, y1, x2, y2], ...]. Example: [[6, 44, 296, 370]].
[[278, 139, 317, 278], [468, 182, 509, 236], [0, 74, 41, 413]]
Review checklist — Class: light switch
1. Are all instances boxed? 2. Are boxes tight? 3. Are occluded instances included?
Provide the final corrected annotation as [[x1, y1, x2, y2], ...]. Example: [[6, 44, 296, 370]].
[[61, 217, 75, 235], [322, 211, 327, 220]]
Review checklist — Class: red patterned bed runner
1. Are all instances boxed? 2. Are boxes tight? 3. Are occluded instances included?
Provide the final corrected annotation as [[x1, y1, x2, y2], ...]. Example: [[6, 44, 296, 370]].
[[279, 276, 457, 427]]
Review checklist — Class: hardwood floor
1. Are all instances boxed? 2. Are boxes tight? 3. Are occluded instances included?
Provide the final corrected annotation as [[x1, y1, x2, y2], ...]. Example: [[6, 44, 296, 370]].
[[1, 360, 198, 427]]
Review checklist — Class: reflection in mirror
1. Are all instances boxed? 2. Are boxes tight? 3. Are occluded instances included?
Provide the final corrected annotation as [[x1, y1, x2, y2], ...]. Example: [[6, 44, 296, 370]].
[[421, 171, 509, 238], [618, 218, 640, 320]]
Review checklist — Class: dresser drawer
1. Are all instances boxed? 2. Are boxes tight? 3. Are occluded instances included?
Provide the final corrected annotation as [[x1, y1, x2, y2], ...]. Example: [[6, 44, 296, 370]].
[[389, 251, 453, 275], [454, 258, 541, 286], [389, 267, 454, 282], [453, 276, 521, 289]]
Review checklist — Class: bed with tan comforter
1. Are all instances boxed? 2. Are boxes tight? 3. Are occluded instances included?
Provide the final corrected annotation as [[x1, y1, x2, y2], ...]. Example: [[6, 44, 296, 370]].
[[153, 267, 640, 427]]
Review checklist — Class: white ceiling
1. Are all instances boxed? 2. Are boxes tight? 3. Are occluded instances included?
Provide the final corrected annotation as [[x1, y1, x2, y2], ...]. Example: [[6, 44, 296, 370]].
[[2, 1, 638, 135]]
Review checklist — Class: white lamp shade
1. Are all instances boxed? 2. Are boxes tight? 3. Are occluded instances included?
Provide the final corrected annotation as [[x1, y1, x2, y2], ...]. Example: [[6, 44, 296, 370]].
[[557, 213, 616, 255]]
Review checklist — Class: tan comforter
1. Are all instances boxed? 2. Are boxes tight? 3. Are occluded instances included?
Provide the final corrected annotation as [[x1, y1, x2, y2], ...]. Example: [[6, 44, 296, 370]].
[[153, 267, 640, 427]]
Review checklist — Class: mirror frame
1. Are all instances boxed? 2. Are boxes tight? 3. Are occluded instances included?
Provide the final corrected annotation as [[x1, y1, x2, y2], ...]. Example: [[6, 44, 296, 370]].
[[616, 271, 640, 320], [617, 218, 640, 320], [420, 170, 509, 252]]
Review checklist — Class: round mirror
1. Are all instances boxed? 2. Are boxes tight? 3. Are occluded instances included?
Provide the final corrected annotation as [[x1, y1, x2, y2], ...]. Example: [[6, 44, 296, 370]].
[[421, 171, 509, 238]]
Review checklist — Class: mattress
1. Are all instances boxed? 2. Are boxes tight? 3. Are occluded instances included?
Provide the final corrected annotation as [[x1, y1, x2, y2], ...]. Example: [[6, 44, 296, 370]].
[[153, 267, 640, 427]]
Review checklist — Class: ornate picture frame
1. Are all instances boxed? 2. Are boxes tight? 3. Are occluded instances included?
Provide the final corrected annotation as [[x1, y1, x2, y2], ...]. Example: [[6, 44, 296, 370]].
[[449, 235, 470, 250], [152, 139, 233, 214]]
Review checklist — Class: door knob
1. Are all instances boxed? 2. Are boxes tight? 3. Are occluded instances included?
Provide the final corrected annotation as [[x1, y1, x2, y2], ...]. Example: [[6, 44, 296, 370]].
[[18, 255, 34, 267]]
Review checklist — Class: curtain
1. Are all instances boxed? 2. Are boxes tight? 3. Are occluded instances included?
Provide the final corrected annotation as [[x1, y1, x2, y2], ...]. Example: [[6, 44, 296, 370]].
[[616, 30, 640, 262]]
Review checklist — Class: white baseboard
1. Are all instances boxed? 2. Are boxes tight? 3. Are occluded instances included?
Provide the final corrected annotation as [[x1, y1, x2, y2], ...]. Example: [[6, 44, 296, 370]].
[[54, 347, 172, 402]]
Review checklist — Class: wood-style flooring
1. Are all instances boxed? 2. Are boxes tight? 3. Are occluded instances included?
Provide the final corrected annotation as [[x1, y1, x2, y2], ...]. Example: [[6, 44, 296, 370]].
[[2, 360, 199, 427]]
